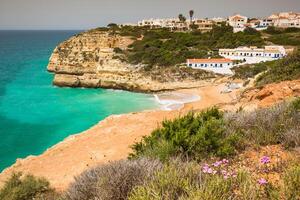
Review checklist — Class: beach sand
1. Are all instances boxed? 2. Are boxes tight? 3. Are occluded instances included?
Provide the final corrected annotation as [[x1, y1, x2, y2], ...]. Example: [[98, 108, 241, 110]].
[[0, 82, 239, 191]]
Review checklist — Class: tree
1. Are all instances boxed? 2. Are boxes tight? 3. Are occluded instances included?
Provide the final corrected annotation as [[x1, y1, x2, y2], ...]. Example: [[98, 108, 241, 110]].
[[178, 14, 186, 23], [189, 10, 194, 23]]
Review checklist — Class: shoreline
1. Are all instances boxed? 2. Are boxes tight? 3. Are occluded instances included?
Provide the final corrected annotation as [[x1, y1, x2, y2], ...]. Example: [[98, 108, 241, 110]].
[[0, 82, 239, 191]]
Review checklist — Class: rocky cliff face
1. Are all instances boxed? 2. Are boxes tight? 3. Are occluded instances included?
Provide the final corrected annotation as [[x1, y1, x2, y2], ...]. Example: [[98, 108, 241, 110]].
[[47, 29, 215, 92]]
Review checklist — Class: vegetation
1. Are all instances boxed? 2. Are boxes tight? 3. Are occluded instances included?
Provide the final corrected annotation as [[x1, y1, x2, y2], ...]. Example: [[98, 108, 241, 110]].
[[125, 24, 264, 68], [64, 159, 162, 200], [0, 172, 58, 200], [255, 50, 300, 86], [231, 62, 269, 79], [232, 49, 300, 86], [130, 98, 300, 162], [129, 107, 241, 161], [264, 26, 300, 46], [105, 24, 264, 68], [2, 99, 299, 200]]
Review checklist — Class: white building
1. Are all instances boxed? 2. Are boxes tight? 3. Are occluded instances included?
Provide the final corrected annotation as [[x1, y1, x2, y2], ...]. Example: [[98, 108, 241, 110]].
[[228, 14, 248, 32], [187, 58, 234, 75], [268, 12, 300, 28], [219, 46, 286, 64]]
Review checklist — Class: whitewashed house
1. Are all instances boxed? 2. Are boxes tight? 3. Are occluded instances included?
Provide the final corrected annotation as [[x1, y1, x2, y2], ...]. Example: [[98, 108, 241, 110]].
[[228, 14, 248, 32], [268, 12, 300, 28], [219, 46, 286, 64], [187, 58, 234, 75]]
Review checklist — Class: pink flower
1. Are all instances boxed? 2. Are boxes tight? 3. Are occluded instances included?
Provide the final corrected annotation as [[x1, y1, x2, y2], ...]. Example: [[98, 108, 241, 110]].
[[222, 159, 229, 164], [221, 170, 227, 175], [202, 164, 213, 174], [213, 161, 222, 167], [258, 178, 268, 185], [260, 156, 270, 164]]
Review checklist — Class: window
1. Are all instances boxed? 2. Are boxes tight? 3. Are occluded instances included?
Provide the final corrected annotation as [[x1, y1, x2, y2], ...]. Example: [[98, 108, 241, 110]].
[[201, 64, 204, 67], [220, 64, 223, 67], [189, 64, 192, 67], [215, 64, 218, 67]]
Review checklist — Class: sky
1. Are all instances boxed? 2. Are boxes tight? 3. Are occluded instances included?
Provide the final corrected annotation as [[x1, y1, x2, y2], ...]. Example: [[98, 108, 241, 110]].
[[0, 0, 300, 30]]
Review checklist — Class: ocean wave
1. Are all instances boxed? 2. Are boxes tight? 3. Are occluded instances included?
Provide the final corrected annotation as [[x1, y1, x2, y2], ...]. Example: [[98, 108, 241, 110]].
[[154, 92, 200, 111]]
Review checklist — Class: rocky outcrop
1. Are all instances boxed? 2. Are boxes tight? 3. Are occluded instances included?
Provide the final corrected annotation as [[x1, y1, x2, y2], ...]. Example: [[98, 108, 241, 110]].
[[241, 80, 300, 107], [47, 30, 216, 92]]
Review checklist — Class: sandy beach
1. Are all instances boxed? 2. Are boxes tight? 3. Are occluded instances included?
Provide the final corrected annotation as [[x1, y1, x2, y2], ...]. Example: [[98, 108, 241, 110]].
[[0, 82, 239, 191]]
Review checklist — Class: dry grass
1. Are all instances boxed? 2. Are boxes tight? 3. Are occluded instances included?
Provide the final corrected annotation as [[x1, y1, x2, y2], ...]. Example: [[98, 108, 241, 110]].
[[64, 158, 162, 200]]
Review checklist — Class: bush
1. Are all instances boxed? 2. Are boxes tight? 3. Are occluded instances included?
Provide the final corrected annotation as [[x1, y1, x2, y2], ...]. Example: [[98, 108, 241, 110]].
[[255, 50, 300, 86], [225, 98, 300, 148], [129, 107, 241, 162], [0, 172, 58, 200], [232, 62, 269, 79], [64, 158, 162, 200]]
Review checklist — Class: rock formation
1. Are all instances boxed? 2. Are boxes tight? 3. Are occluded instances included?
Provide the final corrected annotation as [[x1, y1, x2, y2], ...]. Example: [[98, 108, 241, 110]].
[[47, 29, 216, 92]]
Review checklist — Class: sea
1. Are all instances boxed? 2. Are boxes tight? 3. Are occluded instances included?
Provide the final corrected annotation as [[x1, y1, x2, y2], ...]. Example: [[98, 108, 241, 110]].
[[0, 30, 159, 172]]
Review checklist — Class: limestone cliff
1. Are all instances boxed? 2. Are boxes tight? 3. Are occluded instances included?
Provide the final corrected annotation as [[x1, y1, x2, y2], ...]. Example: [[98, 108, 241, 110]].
[[47, 29, 216, 92]]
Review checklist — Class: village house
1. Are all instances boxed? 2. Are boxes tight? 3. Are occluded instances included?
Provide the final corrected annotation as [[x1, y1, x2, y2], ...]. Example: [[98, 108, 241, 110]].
[[187, 58, 234, 75], [137, 18, 186, 30], [194, 19, 214, 32], [228, 14, 248, 32], [268, 12, 300, 28], [219, 46, 286, 64], [137, 17, 226, 32]]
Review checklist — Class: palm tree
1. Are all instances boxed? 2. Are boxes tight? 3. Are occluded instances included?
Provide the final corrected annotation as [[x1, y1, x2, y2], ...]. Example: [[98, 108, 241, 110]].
[[178, 14, 186, 22], [189, 10, 194, 23]]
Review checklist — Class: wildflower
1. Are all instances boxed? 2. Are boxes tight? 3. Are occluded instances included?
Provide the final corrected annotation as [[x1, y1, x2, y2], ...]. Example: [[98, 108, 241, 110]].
[[258, 178, 268, 185], [213, 161, 222, 167], [221, 170, 227, 175], [260, 156, 270, 164], [202, 164, 212, 174], [222, 159, 229, 164]]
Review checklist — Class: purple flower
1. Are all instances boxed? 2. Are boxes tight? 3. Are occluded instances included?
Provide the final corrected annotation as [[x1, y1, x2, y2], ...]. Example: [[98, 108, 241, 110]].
[[202, 164, 212, 174], [222, 159, 229, 164], [258, 178, 268, 185], [260, 156, 270, 164], [213, 161, 222, 167]]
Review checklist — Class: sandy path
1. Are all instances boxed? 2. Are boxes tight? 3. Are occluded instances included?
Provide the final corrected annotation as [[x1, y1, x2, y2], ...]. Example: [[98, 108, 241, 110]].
[[0, 83, 237, 191]]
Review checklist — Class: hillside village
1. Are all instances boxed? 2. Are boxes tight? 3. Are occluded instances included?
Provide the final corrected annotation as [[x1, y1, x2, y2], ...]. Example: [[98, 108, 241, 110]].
[[124, 11, 300, 32], [116, 11, 300, 75]]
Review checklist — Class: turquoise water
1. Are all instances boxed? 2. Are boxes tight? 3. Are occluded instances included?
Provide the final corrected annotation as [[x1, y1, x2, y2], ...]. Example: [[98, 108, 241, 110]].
[[0, 31, 158, 171]]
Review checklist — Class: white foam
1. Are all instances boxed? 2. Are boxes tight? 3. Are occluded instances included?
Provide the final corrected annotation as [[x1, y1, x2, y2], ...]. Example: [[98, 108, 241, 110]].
[[154, 92, 200, 111]]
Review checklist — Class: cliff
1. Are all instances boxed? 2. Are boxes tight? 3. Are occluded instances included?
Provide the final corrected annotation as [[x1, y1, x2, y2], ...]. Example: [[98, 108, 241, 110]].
[[47, 29, 216, 92]]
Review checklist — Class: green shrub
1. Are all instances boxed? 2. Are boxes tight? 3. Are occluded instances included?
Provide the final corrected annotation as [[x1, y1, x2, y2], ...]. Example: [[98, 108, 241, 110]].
[[0, 172, 58, 200], [232, 62, 269, 79], [129, 107, 241, 161], [255, 50, 300, 86]]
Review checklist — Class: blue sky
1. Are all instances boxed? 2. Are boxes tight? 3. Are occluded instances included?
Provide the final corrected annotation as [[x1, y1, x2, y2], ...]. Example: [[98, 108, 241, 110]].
[[0, 0, 299, 30]]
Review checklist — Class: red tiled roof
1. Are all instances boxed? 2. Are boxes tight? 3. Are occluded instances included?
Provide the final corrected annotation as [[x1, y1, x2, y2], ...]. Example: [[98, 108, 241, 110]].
[[187, 58, 232, 63]]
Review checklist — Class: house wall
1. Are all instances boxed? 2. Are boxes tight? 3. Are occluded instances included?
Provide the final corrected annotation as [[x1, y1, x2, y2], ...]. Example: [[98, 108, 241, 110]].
[[187, 61, 234, 75]]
